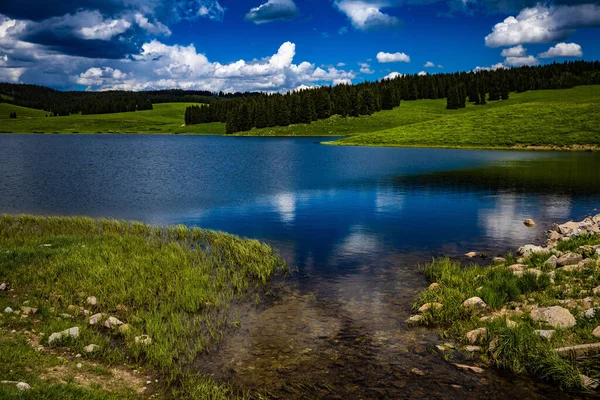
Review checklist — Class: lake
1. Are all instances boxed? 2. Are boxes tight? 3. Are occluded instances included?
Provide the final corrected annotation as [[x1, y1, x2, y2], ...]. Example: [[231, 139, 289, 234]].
[[1, 133, 599, 398]]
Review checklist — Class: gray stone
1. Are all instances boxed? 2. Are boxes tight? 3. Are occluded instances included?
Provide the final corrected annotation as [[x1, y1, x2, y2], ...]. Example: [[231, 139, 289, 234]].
[[84, 344, 100, 353], [580, 308, 596, 319], [544, 255, 558, 269], [530, 306, 576, 329], [534, 330, 556, 340], [557, 253, 583, 267], [517, 244, 550, 258], [89, 313, 104, 325], [466, 328, 487, 344], [16, 382, 31, 391], [556, 343, 600, 358], [463, 297, 487, 309], [4, 307, 13, 313], [0, 283, 6, 291], [104, 316, 124, 329], [86, 296, 97, 306]]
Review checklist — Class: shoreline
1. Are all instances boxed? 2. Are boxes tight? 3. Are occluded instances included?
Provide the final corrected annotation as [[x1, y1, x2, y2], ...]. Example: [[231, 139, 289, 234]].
[[409, 213, 600, 392]]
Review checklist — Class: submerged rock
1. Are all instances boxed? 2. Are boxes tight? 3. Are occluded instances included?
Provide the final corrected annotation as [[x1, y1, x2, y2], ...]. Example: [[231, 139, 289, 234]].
[[530, 306, 576, 329], [452, 363, 484, 374], [523, 219, 536, 227], [465, 252, 478, 258]]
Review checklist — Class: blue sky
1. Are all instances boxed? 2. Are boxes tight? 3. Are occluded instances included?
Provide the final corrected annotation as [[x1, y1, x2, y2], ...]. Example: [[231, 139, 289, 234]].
[[1, 0, 599, 92]]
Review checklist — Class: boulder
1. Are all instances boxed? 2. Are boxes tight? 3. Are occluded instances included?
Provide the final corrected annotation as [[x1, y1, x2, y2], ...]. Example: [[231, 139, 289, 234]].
[[547, 231, 561, 242], [418, 302, 442, 313], [104, 316, 124, 329], [534, 330, 556, 340], [557, 253, 583, 267], [523, 219, 536, 227], [86, 296, 97, 306], [556, 343, 600, 358], [543, 255, 558, 269], [466, 328, 487, 344], [463, 297, 487, 309], [530, 306, 576, 329], [84, 344, 100, 353], [517, 245, 549, 258], [553, 221, 581, 236]]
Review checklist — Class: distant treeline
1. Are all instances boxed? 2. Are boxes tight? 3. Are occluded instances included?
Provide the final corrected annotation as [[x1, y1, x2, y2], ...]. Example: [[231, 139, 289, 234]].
[[184, 60, 600, 134], [0, 85, 255, 116]]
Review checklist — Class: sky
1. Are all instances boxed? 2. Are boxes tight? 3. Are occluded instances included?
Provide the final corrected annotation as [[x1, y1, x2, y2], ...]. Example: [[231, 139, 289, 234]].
[[1, 0, 599, 93]]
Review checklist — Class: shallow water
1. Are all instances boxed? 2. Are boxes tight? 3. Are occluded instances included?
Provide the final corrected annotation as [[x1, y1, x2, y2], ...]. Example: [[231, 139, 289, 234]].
[[1, 134, 600, 398]]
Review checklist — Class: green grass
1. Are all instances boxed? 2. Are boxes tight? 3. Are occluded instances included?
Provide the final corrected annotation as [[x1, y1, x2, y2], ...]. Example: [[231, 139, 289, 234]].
[[0, 103, 225, 134], [413, 233, 600, 390], [0, 214, 287, 398], [327, 86, 600, 149]]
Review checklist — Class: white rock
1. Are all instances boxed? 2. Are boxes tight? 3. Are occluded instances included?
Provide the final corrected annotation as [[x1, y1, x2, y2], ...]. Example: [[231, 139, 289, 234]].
[[4, 307, 13, 313], [0, 283, 6, 291], [530, 306, 576, 329], [534, 330, 556, 340], [465, 252, 478, 258], [580, 308, 596, 319], [16, 382, 31, 391], [464, 345, 481, 352], [89, 313, 104, 325], [76, 363, 82, 369], [104, 316, 124, 329], [84, 344, 100, 353], [517, 244, 549, 258], [86, 296, 97, 306], [63, 327, 79, 339], [135, 335, 152, 346], [48, 332, 63, 344], [462, 297, 487, 309], [418, 302, 442, 313]]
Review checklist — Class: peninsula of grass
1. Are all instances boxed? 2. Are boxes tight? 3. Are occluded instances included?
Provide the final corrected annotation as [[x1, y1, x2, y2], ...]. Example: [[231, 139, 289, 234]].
[[0, 214, 287, 398], [0, 103, 225, 135], [410, 216, 600, 392], [327, 86, 600, 150]]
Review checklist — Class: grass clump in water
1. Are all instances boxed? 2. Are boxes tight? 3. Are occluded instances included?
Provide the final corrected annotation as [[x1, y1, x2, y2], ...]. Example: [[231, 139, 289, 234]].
[[0, 214, 287, 398]]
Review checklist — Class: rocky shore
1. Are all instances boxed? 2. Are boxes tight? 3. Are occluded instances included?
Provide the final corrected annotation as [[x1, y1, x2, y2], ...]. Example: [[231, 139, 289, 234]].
[[409, 213, 600, 391]]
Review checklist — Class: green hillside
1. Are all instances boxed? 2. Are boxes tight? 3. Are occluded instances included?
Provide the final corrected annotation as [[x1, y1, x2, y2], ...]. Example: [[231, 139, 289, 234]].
[[0, 102, 225, 134], [325, 86, 600, 149]]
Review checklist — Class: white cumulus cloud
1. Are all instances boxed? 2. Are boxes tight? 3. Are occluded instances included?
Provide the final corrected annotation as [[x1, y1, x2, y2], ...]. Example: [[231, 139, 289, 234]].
[[383, 71, 403, 80], [485, 4, 600, 47], [500, 44, 526, 57], [424, 61, 435, 67], [334, 0, 400, 31], [376, 51, 410, 63], [79, 18, 132, 40], [539, 42, 583, 58]]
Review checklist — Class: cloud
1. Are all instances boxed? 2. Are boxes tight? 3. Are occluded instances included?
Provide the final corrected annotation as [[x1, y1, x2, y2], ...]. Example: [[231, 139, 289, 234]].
[[503, 55, 538, 67], [424, 61, 435, 67], [337, 62, 346, 67], [79, 18, 131, 40], [539, 42, 583, 58], [485, 4, 600, 47], [417, 70, 427, 76], [500, 44, 526, 57], [245, 0, 298, 24], [376, 51, 410, 63], [196, 1, 226, 21], [473, 63, 506, 72], [338, 26, 348, 35], [72, 41, 356, 93], [383, 71, 403, 80], [358, 62, 374, 74], [334, 0, 400, 31], [134, 13, 171, 36]]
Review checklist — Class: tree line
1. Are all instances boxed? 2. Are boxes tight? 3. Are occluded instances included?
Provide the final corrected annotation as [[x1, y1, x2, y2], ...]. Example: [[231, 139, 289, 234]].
[[0, 85, 256, 117], [183, 60, 600, 133]]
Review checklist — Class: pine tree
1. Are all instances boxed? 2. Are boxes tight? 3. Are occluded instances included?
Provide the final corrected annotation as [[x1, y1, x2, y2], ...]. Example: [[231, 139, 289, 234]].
[[446, 85, 460, 110], [381, 86, 395, 110]]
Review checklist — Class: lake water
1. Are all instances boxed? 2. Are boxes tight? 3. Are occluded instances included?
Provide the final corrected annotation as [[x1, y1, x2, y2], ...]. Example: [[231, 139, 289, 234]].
[[1, 134, 600, 398]]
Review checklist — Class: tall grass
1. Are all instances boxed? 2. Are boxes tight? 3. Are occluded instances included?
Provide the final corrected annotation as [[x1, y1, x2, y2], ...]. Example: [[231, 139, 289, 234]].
[[0, 214, 287, 398]]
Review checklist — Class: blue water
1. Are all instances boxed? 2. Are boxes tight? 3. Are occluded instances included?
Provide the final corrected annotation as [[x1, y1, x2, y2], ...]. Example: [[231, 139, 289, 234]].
[[2, 134, 600, 398]]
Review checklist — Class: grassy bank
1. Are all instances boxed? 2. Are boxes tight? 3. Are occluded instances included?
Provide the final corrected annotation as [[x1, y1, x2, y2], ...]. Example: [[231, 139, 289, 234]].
[[327, 86, 600, 149], [0, 214, 287, 398], [0, 103, 225, 135], [411, 220, 600, 391]]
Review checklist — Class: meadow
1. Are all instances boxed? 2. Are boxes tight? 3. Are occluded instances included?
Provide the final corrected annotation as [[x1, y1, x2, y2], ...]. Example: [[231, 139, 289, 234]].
[[1, 86, 599, 150], [0, 214, 287, 398], [0, 103, 225, 135]]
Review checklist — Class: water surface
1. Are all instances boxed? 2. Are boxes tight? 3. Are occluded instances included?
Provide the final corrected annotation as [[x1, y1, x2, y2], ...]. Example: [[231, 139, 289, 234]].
[[1, 134, 599, 398]]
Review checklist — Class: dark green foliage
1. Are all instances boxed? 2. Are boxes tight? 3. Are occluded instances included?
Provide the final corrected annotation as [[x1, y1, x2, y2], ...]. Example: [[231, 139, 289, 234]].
[[9, 111, 16, 119], [446, 85, 461, 110]]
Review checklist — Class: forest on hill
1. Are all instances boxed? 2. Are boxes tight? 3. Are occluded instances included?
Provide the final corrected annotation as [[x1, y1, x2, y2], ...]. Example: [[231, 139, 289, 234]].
[[0, 84, 253, 116], [184, 61, 600, 134]]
